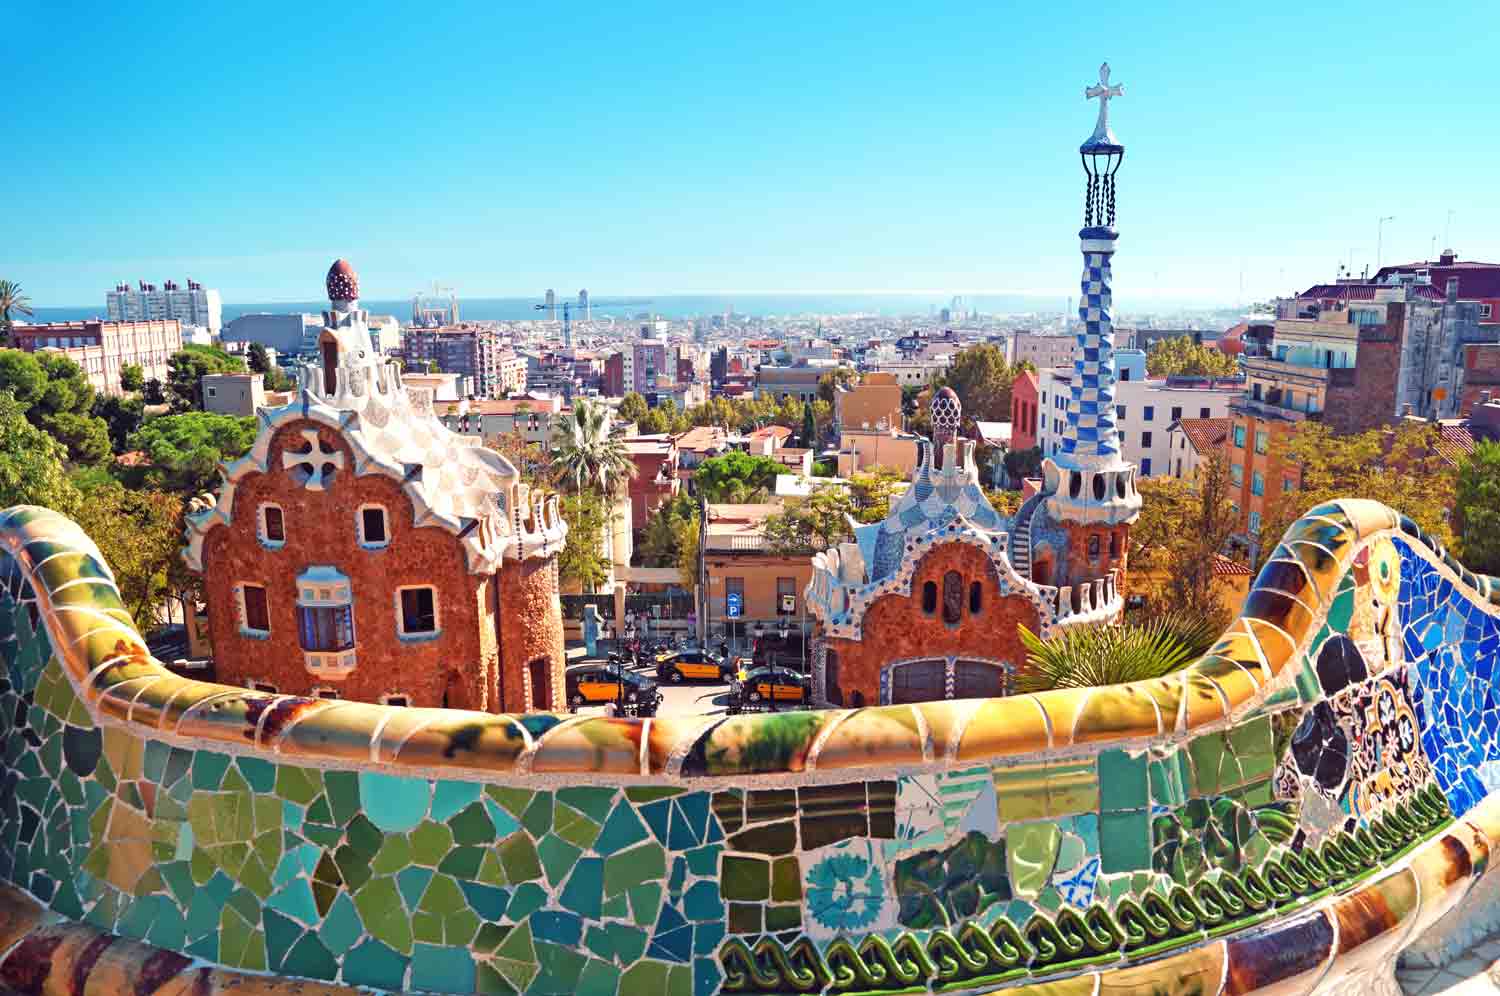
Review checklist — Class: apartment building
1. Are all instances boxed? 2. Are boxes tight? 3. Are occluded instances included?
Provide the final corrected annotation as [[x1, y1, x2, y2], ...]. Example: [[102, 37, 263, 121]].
[[437, 394, 570, 449], [1037, 352, 1239, 478], [400, 325, 511, 398], [699, 503, 813, 647], [9, 319, 182, 396], [1011, 369, 1040, 451], [1011, 334, 1076, 371], [201, 373, 266, 417], [755, 365, 824, 403], [107, 279, 222, 334], [833, 372, 902, 434]]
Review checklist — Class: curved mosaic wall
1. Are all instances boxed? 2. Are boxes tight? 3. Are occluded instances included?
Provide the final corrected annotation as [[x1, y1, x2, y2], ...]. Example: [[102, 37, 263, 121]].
[[2, 500, 1500, 994]]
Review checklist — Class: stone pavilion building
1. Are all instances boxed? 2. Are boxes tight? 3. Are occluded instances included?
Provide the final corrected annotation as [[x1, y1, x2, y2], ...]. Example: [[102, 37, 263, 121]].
[[183, 260, 568, 712]]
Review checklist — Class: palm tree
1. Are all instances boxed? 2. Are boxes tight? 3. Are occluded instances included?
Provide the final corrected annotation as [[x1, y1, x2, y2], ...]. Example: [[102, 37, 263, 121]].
[[1015, 611, 1221, 692], [552, 397, 636, 494], [0, 280, 34, 344]]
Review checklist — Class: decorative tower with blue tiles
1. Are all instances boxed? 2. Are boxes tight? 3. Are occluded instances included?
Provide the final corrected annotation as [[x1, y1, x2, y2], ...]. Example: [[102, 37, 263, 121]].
[[1041, 62, 1142, 533]]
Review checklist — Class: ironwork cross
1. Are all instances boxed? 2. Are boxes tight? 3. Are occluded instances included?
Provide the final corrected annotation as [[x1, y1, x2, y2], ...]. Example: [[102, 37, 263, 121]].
[[1085, 62, 1124, 139]]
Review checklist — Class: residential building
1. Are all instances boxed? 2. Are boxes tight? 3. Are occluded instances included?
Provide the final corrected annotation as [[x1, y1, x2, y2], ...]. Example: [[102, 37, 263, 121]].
[[1165, 417, 1230, 480], [107, 278, 222, 334], [1011, 333, 1076, 371], [746, 425, 793, 455], [400, 373, 467, 403], [1011, 369, 1040, 451], [864, 357, 952, 387], [672, 426, 731, 472], [202, 373, 266, 417], [623, 435, 680, 526], [400, 325, 510, 398], [833, 372, 902, 434], [438, 395, 571, 450], [755, 365, 823, 403], [632, 339, 668, 393], [602, 352, 626, 397], [183, 259, 567, 712], [835, 427, 921, 477], [1375, 250, 1500, 331], [222, 313, 323, 356], [367, 314, 402, 354], [8, 318, 182, 396], [699, 503, 815, 649], [1037, 352, 1238, 478]]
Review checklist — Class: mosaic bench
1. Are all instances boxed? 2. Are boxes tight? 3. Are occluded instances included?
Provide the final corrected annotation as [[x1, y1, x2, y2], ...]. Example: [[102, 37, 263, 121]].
[[0, 499, 1498, 995]]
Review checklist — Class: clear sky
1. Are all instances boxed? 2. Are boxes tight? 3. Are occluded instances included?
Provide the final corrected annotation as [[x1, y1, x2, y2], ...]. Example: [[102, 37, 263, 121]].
[[5, 0, 1496, 308]]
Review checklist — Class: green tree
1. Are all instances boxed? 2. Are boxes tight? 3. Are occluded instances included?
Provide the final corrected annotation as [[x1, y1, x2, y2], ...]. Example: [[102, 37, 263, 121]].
[[1258, 421, 1456, 563], [817, 367, 857, 404], [166, 345, 246, 412], [1132, 451, 1240, 626], [847, 465, 906, 522], [1003, 446, 1043, 486], [128, 411, 258, 495], [811, 459, 836, 478], [1145, 337, 1239, 379], [119, 363, 145, 393], [94, 393, 145, 454], [1455, 440, 1500, 576], [618, 391, 649, 424], [636, 493, 699, 568], [246, 342, 271, 374], [800, 402, 817, 448], [694, 451, 782, 503], [71, 481, 188, 627], [552, 398, 635, 494], [637, 407, 669, 435], [0, 349, 111, 465], [557, 491, 612, 592], [143, 378, 166, 405], [674, 509, 701, 589], [262, 365, 295, 392], [0, 280, 33, 345], [939, 343, 1016, 421], [763, 485, 858, 554], [0, 392, 81, 512]]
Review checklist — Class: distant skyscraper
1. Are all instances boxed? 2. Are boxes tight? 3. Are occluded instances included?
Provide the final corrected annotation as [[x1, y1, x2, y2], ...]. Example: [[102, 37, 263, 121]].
[[107, 279, 222, 334], [545, 288, 556, 321], [578, 289, 590, 321]]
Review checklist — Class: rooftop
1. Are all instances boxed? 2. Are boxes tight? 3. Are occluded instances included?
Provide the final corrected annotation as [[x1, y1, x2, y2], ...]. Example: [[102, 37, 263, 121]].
[[1172, 417, 1232, 454]]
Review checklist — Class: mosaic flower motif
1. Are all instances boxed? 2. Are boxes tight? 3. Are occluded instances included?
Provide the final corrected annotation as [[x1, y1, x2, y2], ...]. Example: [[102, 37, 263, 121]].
[[806, 850, 885, 931]]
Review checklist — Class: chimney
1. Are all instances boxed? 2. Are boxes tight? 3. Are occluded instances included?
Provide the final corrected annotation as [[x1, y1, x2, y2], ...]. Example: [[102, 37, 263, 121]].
[[1440, 249, 1457, 266]]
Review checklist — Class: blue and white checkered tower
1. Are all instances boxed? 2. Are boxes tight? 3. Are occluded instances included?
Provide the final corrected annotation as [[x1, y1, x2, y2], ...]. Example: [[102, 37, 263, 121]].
[[1042, 63, 1142, 528]]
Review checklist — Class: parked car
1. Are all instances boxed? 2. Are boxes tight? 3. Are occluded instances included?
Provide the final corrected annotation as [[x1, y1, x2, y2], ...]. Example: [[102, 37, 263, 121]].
[[732, 667, 809, 706], [656, 649, 733, 684], [752, 631, 808, 672], [565, 663, 661, 710]]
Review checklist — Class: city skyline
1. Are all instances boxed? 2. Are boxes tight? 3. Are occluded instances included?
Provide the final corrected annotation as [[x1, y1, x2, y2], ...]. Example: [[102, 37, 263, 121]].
[[7, 0, 1497, 307]]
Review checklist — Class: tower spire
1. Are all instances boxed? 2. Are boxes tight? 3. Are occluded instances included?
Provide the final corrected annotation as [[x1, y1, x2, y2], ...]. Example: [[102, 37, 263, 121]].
[[1041, 63, 1141, 528]]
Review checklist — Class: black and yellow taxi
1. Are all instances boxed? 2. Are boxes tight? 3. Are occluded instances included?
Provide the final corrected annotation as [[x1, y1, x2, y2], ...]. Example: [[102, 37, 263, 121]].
[[565, 663, 660, 709], [732, 667, 809, 705], [656, 649, 733, 684]]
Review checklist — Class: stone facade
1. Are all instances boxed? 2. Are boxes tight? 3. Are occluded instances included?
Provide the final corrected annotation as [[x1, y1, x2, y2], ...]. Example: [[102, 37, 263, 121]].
[[186, 259, 567, 713], [823, 542, 1040, 706]]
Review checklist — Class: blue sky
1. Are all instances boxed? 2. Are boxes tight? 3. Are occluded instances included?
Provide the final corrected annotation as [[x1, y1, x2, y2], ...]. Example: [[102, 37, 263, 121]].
[[5, 0, 1495, 307]]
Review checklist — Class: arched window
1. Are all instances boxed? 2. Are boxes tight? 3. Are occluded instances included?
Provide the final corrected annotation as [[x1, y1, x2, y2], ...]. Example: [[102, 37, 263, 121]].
[[921, 581, 937, 614], [1088, 535, 1101, 560], [969, 581, 983, 614], [321, 339, 338, 396], [1109, 531, 1120, 559], [942, 571, 963, 624]]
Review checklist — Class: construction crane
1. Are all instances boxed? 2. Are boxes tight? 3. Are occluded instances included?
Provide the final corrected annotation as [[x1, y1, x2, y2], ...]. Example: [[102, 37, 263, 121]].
[[535, 297, 653, 348]]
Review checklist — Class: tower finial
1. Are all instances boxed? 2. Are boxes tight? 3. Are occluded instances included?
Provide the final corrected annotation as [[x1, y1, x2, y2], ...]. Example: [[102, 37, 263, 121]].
[[1080, 62, 1126, 230]]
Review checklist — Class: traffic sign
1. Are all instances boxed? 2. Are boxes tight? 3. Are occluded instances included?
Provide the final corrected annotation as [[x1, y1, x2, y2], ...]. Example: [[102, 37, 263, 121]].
[[726, 593, 742, 617]]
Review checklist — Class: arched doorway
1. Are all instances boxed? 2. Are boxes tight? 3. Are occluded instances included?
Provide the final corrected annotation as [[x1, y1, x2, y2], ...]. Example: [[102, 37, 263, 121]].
[[321, 337, 339, 396], [883, 656, 1012, 704]]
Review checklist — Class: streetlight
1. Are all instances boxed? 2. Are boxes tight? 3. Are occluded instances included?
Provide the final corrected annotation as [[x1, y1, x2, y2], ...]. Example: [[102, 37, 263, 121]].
[[1377, 216, 1396, 271]]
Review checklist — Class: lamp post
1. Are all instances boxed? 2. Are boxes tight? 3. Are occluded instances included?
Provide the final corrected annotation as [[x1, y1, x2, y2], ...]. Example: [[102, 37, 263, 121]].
[[1377, 216, 1395, 271]]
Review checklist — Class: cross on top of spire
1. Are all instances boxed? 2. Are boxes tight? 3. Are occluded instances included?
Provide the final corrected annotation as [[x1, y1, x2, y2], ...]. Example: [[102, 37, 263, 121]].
[[1084, 62, 1124, 148]]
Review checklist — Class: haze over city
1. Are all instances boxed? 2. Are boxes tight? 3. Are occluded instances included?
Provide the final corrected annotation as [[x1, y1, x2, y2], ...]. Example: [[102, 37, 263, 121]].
[[7, 0, 1497, 308]]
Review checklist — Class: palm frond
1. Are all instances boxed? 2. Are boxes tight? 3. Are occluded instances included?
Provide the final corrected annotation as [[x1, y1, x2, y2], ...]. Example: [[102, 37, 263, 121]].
[[1015, 614, 1209, 693]]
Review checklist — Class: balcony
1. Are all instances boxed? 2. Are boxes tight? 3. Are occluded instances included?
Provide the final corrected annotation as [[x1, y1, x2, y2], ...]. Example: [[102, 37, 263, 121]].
[[304, 648, 357, 679]]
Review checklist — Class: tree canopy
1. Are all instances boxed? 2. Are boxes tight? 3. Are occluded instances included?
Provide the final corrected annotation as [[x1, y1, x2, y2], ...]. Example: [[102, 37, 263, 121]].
[[1145, 337, 1239, 379], [166, 345, 245, 412], [1454, 440, 1500, 576], [0, 391, 81, 512], [0, 349, 111, 465], [128, 412, 258, 495], [552, 398, 635, 494], [1132, 452, 1241, 625], [556, 491, 613, 592], [119, 364, 145, 393], [937, 343, 1018, 422], [618, 392, 649, 424], [0, 280, 33, 345], [694, 451, 783, 503]]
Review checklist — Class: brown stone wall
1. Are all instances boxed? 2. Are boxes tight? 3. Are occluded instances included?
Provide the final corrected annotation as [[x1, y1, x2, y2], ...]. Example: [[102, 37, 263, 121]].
[[1326, 306, 1404, 435], [822, 541, 1041, 706], [1060, 522, 1129, 590], [497, 556, 567, 713], [199, 419, 496, 710]]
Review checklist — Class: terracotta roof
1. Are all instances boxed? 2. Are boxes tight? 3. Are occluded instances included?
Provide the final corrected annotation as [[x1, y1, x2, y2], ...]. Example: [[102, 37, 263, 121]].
[[748, 425, 792, 441], [1173, 417, 1231, 455], [1213, 553, 1253, 577], [672, 426, 728, 453]]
